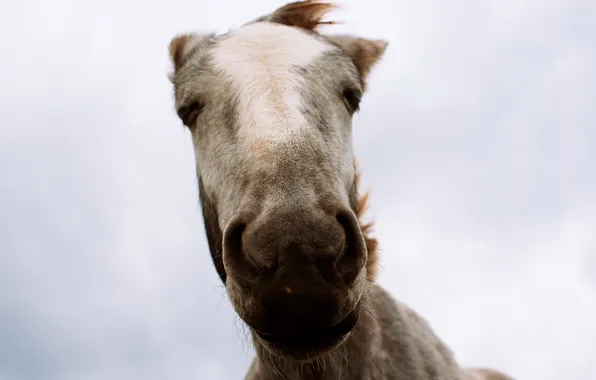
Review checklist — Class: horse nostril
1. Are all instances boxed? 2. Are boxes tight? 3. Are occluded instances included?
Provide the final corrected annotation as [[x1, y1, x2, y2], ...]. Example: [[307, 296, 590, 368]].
[[336, 212, 355, 258], [223, 220, 260, 281], [335, 210, 367, 284], [226, 221, 246, 258]]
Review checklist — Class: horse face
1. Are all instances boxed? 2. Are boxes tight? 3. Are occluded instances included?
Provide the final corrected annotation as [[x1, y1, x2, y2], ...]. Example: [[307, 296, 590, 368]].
[[169, 1, 387, 360]]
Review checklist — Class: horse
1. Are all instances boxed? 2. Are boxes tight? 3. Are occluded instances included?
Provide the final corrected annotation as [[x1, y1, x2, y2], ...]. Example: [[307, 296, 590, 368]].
[[167, 1, 515, 379]]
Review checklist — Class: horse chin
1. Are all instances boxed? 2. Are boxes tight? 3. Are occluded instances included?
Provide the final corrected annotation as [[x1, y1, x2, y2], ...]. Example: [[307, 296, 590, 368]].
[[256, 333, 349, 361], [252, 306, 360, 361]]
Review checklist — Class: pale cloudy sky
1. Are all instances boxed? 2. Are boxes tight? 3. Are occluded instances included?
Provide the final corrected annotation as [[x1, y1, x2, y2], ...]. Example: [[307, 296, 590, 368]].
[[1, 0, 595, 379]]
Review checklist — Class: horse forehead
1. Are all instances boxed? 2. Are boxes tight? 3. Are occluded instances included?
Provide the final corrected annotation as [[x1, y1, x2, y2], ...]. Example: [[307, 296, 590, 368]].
[[211, 22, 332, 87], [210, 23, 334, 144]]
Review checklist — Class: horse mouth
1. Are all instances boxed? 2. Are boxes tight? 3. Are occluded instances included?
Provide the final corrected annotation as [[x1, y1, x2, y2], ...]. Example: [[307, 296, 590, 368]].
[[253, 307, 360, 359]]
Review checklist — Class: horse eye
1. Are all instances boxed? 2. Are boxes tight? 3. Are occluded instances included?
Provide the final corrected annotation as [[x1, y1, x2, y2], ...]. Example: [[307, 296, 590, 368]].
[[342, 88, 361, 113], [177, 101, 204, 128]]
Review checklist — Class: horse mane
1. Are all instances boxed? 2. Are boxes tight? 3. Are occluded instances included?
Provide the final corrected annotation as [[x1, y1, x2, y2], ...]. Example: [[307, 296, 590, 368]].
[[355, 164, 379, 281], [248, 0, 340, 32]]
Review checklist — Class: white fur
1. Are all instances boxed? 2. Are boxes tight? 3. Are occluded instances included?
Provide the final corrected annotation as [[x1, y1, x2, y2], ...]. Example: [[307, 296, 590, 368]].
[[211, 23, 332, 147]]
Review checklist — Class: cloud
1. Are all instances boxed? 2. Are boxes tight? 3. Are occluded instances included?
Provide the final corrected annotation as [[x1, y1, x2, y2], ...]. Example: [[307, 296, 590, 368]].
[[1, 0, 594, 379]]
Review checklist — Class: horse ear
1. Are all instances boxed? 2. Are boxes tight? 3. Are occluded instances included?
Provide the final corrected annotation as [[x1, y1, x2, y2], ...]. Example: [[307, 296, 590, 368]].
[[327, 35, 388, 90], [168, 33, 210, 72]]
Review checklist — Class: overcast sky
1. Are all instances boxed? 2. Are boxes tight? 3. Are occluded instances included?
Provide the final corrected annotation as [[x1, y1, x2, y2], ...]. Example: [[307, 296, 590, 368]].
[[1, 0, 595, 379]]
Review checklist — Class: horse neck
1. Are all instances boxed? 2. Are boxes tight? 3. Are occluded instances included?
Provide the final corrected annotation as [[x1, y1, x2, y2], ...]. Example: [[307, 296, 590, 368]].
[[251, 287, 379, 380]]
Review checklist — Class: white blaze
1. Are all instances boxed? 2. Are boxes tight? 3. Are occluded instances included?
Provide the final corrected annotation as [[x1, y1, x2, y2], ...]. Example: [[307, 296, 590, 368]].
[[211, 22, 332, 145]]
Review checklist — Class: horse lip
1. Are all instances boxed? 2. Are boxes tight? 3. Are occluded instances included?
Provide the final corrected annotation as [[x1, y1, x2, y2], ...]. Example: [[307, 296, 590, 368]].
[[254, 306, 360, 344]]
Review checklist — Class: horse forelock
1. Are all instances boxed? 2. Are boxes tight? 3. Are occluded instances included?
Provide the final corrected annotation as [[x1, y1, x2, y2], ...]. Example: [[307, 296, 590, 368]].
[[248, 0, 340, 32]]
